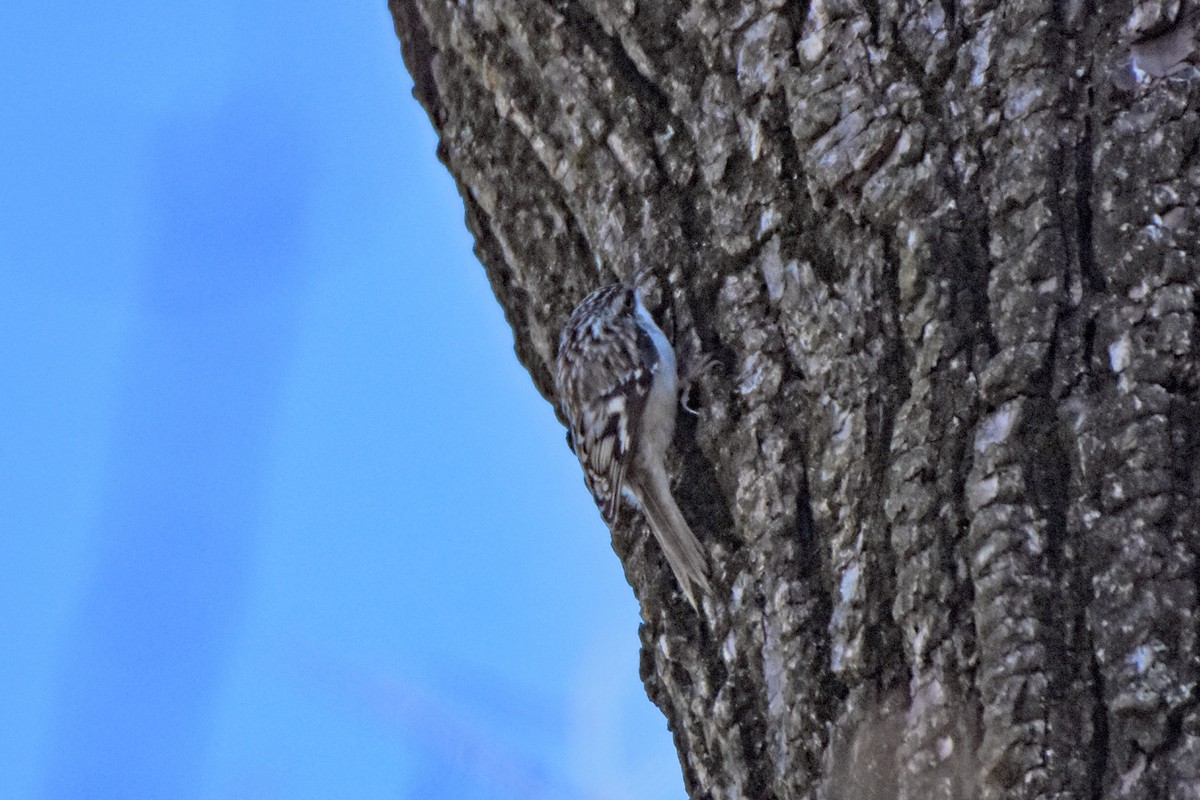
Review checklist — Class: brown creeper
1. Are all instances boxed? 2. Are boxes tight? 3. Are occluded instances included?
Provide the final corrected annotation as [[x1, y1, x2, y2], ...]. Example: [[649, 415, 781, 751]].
[[555, 279, 712, 609]]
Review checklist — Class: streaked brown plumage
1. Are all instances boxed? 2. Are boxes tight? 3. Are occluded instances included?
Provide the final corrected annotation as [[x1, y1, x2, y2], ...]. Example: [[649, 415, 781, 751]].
[[555, 281, 711, 610]]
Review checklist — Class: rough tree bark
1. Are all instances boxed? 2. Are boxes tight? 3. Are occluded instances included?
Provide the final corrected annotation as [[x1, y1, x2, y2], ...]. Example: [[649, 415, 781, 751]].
[[389, 1, 1200, 798]]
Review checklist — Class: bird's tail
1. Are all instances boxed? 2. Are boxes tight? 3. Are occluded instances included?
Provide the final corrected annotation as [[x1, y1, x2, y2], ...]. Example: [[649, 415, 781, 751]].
[[637, 465, 712, 611]]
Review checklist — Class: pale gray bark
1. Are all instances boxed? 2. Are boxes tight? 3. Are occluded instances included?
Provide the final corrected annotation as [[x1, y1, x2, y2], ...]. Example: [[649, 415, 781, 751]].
[[390, 1, 1200, 797]]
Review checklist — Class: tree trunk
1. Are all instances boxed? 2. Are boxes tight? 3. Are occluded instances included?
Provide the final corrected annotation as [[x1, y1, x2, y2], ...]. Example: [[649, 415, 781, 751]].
[[389, 1, 1200, 797]]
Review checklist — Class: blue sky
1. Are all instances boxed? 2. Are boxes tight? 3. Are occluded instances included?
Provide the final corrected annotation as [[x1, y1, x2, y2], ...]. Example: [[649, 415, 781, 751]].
[[0, 4, 682, 798]]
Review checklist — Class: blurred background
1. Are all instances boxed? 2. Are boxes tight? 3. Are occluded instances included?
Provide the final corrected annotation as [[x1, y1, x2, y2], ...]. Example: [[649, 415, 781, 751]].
[[0, 3, 683, 798]]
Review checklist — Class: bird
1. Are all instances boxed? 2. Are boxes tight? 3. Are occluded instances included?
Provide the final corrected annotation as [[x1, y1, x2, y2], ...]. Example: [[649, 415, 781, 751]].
[[555, 276, 712, 610]]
